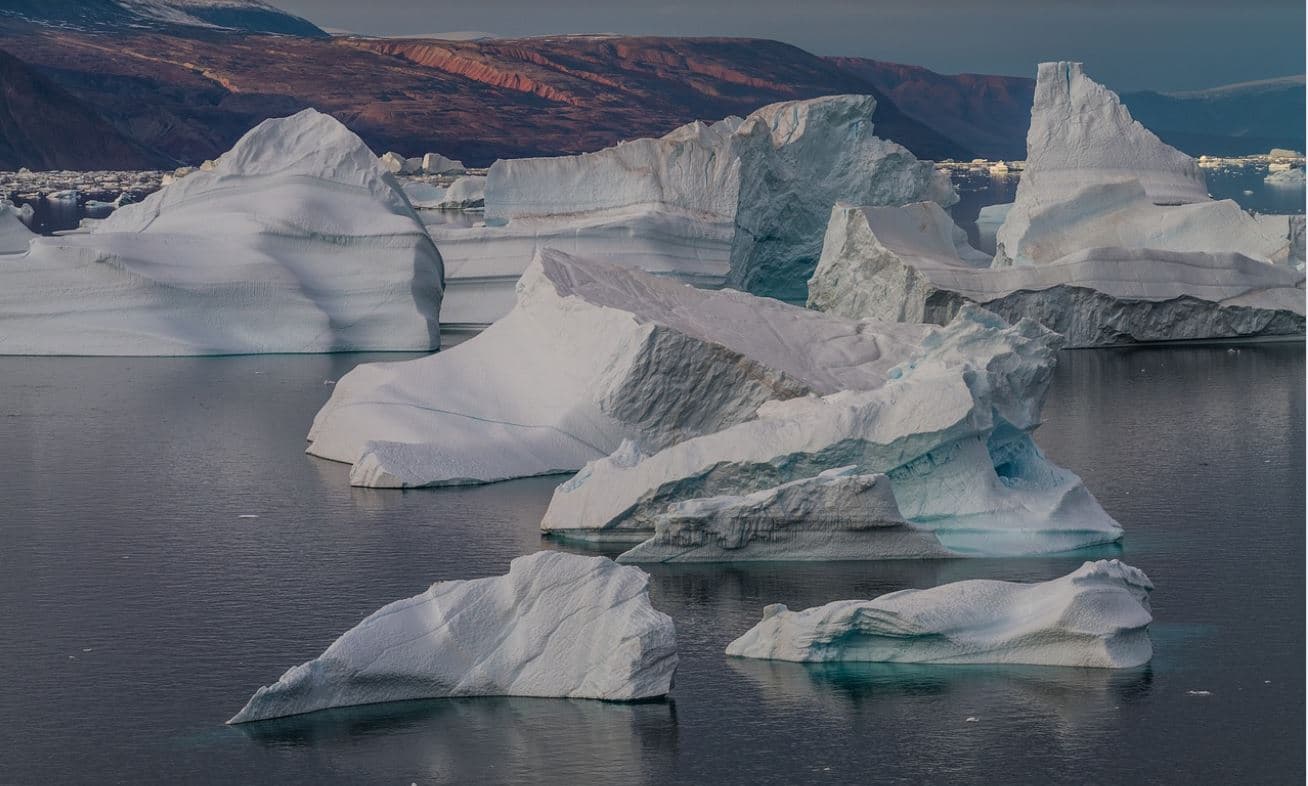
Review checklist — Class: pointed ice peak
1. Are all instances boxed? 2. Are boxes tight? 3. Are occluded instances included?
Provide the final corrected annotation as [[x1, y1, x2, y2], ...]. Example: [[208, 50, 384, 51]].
[[1024, 61, 1208, 206]]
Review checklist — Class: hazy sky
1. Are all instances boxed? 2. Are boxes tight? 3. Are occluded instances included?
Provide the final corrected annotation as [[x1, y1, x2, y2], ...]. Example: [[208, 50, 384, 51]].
[[274, 0, 1306, 91]]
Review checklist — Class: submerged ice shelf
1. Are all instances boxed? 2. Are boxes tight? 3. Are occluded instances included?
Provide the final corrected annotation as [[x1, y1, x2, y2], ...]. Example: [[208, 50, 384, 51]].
[[229, 552, 677, 724], [0, 109, 443, 355], [726, 560, 1154, 668]]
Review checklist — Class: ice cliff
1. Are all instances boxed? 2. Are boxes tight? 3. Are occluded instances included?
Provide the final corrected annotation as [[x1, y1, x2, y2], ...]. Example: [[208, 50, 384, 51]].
[[435, 96, 953, 327], [808, 202, 1305, 347], [228, 552, 677, 724], [726, 560, 1153, 668], [0, 109, 443, 355]]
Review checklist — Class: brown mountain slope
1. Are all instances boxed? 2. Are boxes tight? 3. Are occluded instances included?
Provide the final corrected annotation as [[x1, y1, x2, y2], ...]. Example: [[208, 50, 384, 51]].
[[0, 47, 173, 170], [0, 26, 971, 167], [829, 57, 1034, 160]]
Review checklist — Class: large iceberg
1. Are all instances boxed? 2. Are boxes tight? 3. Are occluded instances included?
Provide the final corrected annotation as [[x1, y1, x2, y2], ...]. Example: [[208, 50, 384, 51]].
[[228, 551, 677, 724], [0, 109, 443, 355], [540, 296, 1124, 556], [808, 202, 1305, 347], [994, 62, 1301, 269], [725, 560, 1153, 668], [309, 248, 936, 487], [435, 96, 954, 328]]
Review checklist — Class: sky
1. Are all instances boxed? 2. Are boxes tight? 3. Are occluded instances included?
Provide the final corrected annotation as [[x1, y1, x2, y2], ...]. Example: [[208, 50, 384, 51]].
[[273, 0, 1306, 92]]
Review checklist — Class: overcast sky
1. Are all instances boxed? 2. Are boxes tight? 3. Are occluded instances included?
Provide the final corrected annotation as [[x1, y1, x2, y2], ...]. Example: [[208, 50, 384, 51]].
[[273, 0, 1306, 91]]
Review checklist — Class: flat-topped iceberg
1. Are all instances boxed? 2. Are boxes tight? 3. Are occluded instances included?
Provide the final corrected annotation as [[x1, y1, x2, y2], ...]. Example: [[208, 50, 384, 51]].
[[808, 202, 1305, 347], [995, 62, 1302, 269], [436, 95, 954, 327], [228, 552, 677, 724], [725, 560, 1153, 668], [616, 466, 952, 563], [0, 109, 443, 355], [309, 249, 940, 488], [543, 302, 1124, 556]]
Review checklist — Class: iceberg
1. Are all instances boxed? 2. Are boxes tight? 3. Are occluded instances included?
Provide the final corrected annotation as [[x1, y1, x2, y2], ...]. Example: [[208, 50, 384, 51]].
[[1265, 168, 1305, 187], [421, 152, 467, 175], [542, 301, 1124, 556], [435, 96, 954, 328], [725, 560, 1153, 668], [807, 202, 1305, 347], [616, 466, 953, 563], [0, 109, 443, 355], [995, 62, 1301, 269], [309, 248, 934, 487], [0, 200, 35, 254], [228, 551, 677, 724]]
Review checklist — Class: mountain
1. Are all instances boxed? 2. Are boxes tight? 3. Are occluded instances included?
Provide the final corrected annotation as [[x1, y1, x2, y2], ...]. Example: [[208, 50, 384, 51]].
[[0, 0, 326, 37], [828, 58, 1034, 160], [1121, 76, 1306, 156], [0, 27, 970, 167], [0, 48, 174, 170]]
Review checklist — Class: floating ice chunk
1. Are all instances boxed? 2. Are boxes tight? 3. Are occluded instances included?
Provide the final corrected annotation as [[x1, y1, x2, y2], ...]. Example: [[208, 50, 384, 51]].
[[808, 202, 1305, 347], [228, 552, 677, 723], [725, 560, 1153, 668], [542, 304, 1124, 555], [310, 249, 941, 488], [0, 200, 35, 254], [421, 152, 466, 175], [1265, 168, 1305, 187], [379, 151, 420, 175], [401, 181, 448, 209], [0, 109, 443, 355], [616, 467, 951, 563], [440, 175, 486, 209]]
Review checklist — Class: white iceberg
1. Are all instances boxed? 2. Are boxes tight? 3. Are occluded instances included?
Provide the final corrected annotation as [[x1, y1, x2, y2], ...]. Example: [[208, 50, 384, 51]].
[[401, 181, 448, 209], [542, 302, 1124, 556], [228, 551, 677, 724], [1265, 168, 1305, 187], [435, 96, 954, 328], [309, 248, 931, 487], [439, 175, 486, 209], [0, 200, 35, 254], [994, 62, 1302, 269], [0, 109, 443, 355], [379, 151, 420, 175], [422, 152, 466, 175], [807, 202, 1305, 347], [725, 559, 1153, 668], [616, 466, 952, 563]]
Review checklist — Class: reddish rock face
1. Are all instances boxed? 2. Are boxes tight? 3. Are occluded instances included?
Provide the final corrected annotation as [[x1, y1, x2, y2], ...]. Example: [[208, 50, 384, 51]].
[[0, 26, 972, 169]]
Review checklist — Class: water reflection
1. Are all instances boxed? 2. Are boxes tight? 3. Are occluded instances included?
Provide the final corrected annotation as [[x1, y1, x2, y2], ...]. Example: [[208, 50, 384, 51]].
[[236, 696, 677, 784]]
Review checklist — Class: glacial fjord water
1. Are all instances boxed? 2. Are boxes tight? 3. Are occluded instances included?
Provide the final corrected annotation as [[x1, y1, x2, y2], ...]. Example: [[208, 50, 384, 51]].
[[0, 343, 1303, 785]]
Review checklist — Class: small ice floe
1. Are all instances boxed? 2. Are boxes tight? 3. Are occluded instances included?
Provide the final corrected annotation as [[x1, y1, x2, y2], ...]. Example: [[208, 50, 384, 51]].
[[323, 379, 336, 385], [237, 514, 259, 519], [1187, 690, 1212, 696], [965, 717, 979, 723]]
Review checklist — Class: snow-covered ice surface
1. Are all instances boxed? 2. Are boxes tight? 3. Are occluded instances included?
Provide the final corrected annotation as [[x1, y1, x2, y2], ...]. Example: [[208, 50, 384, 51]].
[[725, 560, 1153, 668], [228, 551, 677, 724], [0, 110, 443, 355], [309, 249, 937, 487], [994, 62, 1302, 269], [540, 293, 1124, 556], [435, 96, 953, 327], [616, 466, 952, 563], [808, 202, 1305, 347]]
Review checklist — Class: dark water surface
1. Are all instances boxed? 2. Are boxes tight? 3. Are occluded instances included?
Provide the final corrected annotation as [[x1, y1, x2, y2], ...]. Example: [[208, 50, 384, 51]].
[[1, 344, 1303, 784]]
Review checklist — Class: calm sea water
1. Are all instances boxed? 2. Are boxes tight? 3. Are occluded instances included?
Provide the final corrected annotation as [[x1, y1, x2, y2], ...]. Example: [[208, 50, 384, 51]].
[[0, 343, 1303, 785]]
